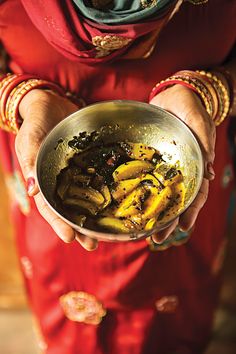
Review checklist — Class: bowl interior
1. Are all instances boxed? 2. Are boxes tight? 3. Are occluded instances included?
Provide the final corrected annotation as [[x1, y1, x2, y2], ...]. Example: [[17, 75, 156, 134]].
[[36, 100, 203, 241]]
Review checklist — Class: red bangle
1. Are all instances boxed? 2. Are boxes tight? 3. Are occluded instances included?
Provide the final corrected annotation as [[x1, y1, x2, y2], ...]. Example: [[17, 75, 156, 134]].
[[173, 70, 219, 120], [5, 79, 66, 133], [0, 73, 84, 134], [149, 75, 214, 117], [150, 69, 231, 126], [149, 79, 198, 101], [0, 74, 34, 125]]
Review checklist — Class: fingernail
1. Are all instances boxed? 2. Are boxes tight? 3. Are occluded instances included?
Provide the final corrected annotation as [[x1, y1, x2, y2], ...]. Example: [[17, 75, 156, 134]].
[[178, 227, 186, 232], [151, 234, 165, 244], [27, 177, 35, 195], [207, 162, 215, 177]]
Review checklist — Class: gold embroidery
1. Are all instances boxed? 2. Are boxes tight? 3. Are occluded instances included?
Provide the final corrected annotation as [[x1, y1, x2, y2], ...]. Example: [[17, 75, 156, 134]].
[[186, 0, 208, 5], [60, 291, 106, 325], [95, 47, 112, 58], [141, 0, 158, 9], [92, 35, 132, 57]]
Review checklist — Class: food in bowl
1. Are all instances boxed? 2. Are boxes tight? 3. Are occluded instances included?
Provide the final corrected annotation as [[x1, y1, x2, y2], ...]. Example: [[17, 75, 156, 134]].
[[55, 132, 186, 234]]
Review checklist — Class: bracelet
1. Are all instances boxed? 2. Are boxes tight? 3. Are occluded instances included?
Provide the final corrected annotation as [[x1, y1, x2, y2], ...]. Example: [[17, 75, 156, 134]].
[[213, 66, 235, 109], [6, 79, 66, 133], [197, 70, 230, 126], [174, 70, 219, 120], [0, 74, 35, 128], [171, 74, 215, 117], [149, 76, 214, 117], [0, 74, 75, 134], [150, 69, 231, 126]]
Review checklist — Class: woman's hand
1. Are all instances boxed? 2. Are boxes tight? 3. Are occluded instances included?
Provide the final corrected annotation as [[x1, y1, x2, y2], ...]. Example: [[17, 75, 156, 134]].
[[150, 84, 216, 243], [15, 89, 97, 251]]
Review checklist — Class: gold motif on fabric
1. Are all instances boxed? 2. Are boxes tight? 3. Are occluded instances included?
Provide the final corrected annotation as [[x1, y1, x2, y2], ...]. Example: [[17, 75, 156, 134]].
[[60, 291, 106, 325], [141, 0, 157, 8], [95, 47, 112, 58], [92, 35, 132, 57], [186, 0, 208, 5], [155, 296, 179, 313]]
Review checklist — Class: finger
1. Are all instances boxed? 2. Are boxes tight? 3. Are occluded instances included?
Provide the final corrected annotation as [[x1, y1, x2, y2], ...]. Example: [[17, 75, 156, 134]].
[[196, 113, 216, 181], [179, 179, 209, 231], [34, 193, 76, 243], [15, 90, 78, 197], [185, 107, 216, 181], [15, 120, 47, 196], [152, 87, 216, 181], [75, 233, 98, 251], [151, 218, 179, 244]]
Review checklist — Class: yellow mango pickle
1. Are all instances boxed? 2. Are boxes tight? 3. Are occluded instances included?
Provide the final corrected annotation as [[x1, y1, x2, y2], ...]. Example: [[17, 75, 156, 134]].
[[113, 160, 153, 182], [111, 177, 141, 201], [142, 186, 172, 220], [114, 187, 145, 218], [98, 217, 130, 233]]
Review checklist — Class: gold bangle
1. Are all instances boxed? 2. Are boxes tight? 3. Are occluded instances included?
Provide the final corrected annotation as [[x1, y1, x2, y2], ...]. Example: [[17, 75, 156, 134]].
[[197, 70, 230, 126], [150, 75, 214, 117], [174, 70, 219, 120], [170, 75, 214, 117], [5, 78, 66, 133]]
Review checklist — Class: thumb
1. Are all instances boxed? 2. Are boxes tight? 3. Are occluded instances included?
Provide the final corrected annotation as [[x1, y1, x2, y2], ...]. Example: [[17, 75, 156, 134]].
[[15, 119, 47, 196]]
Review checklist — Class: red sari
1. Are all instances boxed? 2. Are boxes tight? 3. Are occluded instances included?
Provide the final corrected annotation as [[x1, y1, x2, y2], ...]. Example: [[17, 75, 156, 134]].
[[0, 1, 236, 353]]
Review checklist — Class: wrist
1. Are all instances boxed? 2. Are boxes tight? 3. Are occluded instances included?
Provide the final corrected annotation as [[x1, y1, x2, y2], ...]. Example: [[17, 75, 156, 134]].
[[149, 69, 231, 126], [19, 89, 59, 120], [0, 74, 66, 133]]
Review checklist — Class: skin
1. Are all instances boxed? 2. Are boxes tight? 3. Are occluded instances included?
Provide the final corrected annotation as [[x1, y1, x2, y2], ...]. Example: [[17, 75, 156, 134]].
[[16, 85, 216, 250], [150, 85, 215, 242]]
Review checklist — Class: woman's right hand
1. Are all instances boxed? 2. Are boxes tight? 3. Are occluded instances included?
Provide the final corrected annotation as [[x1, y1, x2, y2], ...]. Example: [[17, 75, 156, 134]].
[[150, 84, 216, 243], [15, 89, 98, 251]]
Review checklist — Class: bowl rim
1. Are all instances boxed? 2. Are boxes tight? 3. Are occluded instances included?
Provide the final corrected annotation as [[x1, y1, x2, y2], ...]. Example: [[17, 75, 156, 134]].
[[36, 99, 204, 240]]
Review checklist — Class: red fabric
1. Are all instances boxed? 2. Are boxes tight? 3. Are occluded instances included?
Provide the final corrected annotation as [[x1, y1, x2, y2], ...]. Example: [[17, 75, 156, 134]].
[[20, 0, 176, 64], [0, 0, 236, 353]]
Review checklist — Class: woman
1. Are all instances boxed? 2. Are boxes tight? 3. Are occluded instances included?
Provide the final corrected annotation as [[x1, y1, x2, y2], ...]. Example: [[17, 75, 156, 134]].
[[0, 0, 236, 353]]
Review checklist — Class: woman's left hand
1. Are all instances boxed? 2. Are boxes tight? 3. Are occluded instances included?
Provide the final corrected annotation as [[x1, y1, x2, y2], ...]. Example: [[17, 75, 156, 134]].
[[150, 84, 216, 243]]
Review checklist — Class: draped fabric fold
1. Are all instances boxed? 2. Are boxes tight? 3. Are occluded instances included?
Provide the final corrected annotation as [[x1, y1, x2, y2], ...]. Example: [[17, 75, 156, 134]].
[[72, 0, 175, 24], [21, 0, 181, 64]]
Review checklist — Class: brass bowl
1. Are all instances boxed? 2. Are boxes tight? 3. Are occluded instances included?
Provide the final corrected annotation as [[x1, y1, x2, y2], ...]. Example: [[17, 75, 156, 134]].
[[36, 100, 203, 242]]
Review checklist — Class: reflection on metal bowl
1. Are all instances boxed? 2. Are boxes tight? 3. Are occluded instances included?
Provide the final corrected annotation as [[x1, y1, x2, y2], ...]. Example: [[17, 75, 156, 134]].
[[36, 100, 203, 242]]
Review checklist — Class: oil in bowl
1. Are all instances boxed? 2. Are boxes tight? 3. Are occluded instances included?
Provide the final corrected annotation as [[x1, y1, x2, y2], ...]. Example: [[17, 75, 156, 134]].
[[36, 101, 203, 242], [55, 136, 186, 235]]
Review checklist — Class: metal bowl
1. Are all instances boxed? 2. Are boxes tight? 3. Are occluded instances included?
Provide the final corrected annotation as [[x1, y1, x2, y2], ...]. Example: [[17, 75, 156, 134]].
[[36, 100, 203, 242]]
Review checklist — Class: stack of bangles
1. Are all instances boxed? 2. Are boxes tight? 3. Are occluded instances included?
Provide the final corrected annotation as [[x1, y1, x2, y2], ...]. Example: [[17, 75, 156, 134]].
[[0, 70, 233, 133], [149, 69, 233, 126], [0, 73, 83, 134]]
